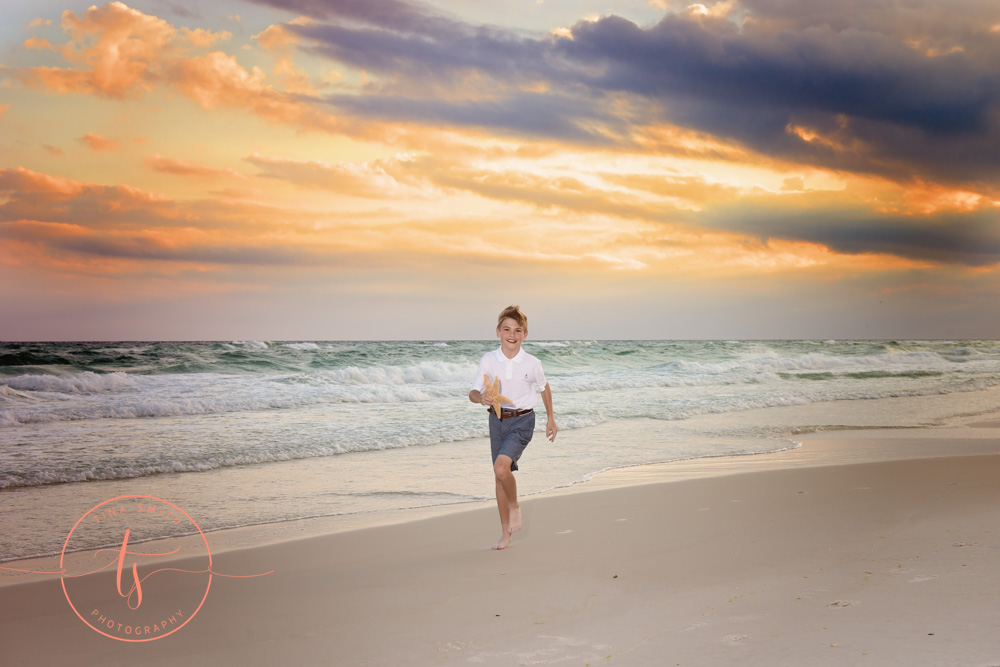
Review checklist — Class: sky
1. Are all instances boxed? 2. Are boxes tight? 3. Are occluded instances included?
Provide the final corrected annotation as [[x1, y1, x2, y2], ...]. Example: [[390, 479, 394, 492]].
[[1, 0, 999, 340]]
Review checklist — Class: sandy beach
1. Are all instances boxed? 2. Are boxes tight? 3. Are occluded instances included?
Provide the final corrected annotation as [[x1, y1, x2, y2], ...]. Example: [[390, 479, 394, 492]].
[[3, 418, 1000, 666]]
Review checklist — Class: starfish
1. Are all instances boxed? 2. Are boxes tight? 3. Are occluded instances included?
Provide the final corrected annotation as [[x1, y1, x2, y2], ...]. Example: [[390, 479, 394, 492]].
[[483, 374, 513, 417]]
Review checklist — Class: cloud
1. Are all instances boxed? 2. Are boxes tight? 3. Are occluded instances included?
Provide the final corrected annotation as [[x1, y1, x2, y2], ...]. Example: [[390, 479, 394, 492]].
[[0, 167, 173, 227], [250, 0, 603, 139], [17, 0, 1000, 185], [0, 167, 85, 196], [13, 4, 354, 139], [323, 90, 630, 145], [563, 14, 980, 133], [35, 2, 176, 97], [79, 132, 120, 151], [50, 233, 318, 266], [426, 162, 692, 221], [17, 2, 237, 98], [244, 0, 455, 30], [0, 166, 421, 271], [245, 0, 1000, 184], [23, 37, 54, 51], [244, 142, 1000, 269], [245, 152, 414, 197], [291, 15, 550, 88], [0, 166, 694, 279], [0, 167, 318, 269], [145, 154, 247, 180], [254, 20, 304, 52], [13, 3, 341, 134], [708, 201, 1000, 266], [0, 104, 9, 119], [781, 176, 805, 191], [556, 12, 1000, 177], [12, 1, 1000, 272], [163, 50, 344, 132], [252, 17, 314, 92], [180, 27, 232, 48]]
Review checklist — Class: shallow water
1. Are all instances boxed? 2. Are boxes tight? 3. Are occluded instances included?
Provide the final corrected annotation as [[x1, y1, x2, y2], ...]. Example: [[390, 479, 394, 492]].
[[3, 339, 1000, 560]]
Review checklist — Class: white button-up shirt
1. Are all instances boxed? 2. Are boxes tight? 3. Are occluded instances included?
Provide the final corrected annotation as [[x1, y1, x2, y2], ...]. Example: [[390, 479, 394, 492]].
[[471, 347, 548, 411]]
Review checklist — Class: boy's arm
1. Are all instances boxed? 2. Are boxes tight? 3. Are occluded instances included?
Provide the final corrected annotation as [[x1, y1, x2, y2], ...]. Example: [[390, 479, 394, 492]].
[[470, 361, 490, 405], [541, 383, 557, 441]]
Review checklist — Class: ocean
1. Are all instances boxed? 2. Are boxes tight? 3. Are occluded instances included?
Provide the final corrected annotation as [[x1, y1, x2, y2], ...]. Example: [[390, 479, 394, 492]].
[[3, 339, 1000, 562]]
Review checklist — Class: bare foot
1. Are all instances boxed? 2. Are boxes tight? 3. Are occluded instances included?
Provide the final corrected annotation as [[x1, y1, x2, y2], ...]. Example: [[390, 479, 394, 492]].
[[507, 505, 522, 535], [492, 533, 512, 550]]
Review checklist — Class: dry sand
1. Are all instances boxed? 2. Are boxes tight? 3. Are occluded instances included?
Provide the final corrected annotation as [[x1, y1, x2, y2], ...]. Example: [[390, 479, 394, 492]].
[[3, 425, 1000, 666]]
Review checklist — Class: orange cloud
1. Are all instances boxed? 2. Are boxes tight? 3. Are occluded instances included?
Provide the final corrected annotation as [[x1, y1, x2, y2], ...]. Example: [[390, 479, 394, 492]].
[[0, 167, 174, 231], [635, 123, 752, 162], [145, 154, 247, 180], [19, 1, 232, 98], [79, 132, 120, 151], [253, 22, 300, 53], [14, 3, 358, 138], [165, 51, 342, 132], [0, 166, 85, 195], [0, 164, 948, 292], [0, 104, 9, 119], [167, 51, 266, 108], [895, 181, 989, 215], [56, 2, 174, 96], [245, 153, 416, 197], [252, 17, 314, 93], [23, 37, 54, 51], [180, 27, 232, 49]]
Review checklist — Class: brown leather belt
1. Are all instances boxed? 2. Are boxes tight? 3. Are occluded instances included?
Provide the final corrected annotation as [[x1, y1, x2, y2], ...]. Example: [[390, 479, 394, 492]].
[[488, 406, 533, 419]]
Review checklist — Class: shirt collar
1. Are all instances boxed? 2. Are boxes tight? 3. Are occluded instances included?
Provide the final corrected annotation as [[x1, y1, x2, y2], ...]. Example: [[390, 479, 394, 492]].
[[494, 346, 525, 363]]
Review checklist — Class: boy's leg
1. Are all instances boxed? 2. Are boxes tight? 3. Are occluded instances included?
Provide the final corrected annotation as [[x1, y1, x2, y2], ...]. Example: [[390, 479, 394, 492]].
[[493, 454, 520, 550], [489, 412, 533, 550]]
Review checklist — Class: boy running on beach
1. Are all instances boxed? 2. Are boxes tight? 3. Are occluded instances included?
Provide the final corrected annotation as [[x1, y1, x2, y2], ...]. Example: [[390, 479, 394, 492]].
[[469, 305, 557, 550]]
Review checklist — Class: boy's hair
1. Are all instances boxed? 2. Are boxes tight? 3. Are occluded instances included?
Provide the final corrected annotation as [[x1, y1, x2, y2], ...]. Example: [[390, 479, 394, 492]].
[[497, 305, 528, 333]]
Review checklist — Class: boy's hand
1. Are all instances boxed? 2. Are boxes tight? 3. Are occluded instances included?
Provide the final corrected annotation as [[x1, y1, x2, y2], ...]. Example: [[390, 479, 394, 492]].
[[546, 420, 558, 442], [470, 389, 492, 406]]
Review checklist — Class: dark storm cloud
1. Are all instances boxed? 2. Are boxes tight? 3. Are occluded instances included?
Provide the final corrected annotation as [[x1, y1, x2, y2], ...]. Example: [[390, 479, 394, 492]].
[[562, 15, 993, 135], [711, 205, 1000, 266], [246, 0, 1000, 183], [557, 12, 1000, 182], [293, 19, 550, 84], [258, 0, 608, 140]]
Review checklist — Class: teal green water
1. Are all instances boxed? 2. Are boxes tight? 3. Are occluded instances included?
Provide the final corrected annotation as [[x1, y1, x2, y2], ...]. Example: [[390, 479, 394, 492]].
[[2, 339, 999, 560]]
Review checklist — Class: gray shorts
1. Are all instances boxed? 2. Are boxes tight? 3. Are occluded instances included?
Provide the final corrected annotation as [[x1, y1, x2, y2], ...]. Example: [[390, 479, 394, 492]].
[[489, 411, 536, 471]]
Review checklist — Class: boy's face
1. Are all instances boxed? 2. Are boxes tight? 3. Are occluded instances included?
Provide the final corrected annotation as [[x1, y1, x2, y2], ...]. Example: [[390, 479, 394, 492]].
[[496, 317, 526, 356]]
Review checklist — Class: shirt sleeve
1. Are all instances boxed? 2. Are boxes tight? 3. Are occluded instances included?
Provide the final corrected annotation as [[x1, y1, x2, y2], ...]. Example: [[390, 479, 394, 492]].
[[534, 360, 548, 392]]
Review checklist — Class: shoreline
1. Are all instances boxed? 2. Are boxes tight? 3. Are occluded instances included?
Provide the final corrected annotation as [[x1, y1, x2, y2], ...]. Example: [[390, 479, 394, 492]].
[[5, 406, 1000, 589], [5, 379, 1000, 573], [2, 423, 1000, 664]]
